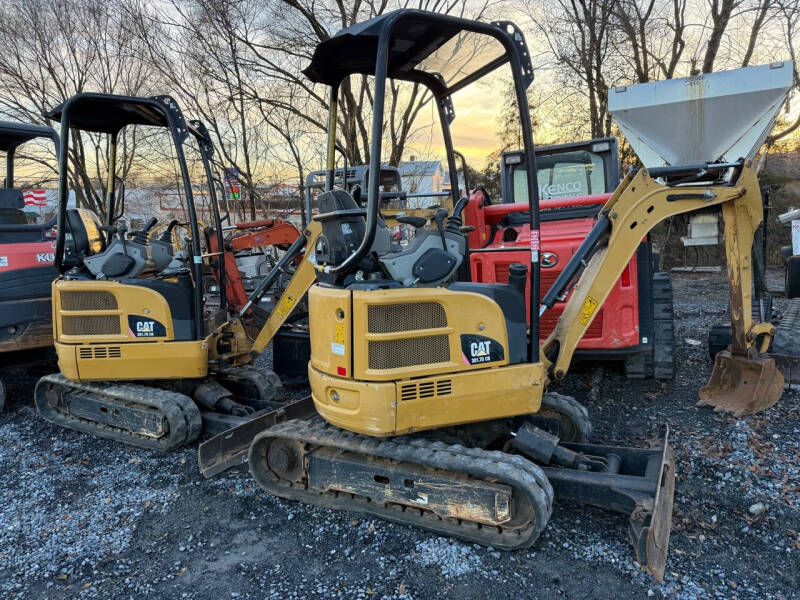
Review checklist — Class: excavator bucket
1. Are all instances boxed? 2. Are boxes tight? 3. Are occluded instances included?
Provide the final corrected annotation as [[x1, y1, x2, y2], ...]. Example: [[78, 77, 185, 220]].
[[698, 350, 784, 416], [611, 63, 794, 417]]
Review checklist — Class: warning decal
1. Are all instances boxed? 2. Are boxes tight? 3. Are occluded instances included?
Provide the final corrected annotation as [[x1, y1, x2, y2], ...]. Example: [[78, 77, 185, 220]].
[[275, 294, 297, 317], [579, 297, 599, 326]]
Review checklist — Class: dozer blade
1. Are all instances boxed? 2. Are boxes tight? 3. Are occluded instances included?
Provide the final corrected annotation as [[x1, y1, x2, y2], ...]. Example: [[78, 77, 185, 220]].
[[541, 425, 675, 581], [197, 395, 316, 477], [697, 350, 783, 416]]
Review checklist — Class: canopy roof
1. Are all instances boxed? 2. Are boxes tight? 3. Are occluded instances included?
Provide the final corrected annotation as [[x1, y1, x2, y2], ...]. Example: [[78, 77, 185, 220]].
[[46, 93, 176, 134], [0, 121, 58, 152], [303, 10, 518, 96]]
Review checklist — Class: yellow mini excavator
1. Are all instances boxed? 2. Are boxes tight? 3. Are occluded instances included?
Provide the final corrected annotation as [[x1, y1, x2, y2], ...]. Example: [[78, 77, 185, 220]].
[[34, 93, 319, 450], [199, 11, 793, 580]]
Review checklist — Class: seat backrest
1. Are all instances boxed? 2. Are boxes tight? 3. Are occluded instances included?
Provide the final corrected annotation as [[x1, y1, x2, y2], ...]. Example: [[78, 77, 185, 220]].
[[0, 208, 28, 225], [0, 188, 24, 210]]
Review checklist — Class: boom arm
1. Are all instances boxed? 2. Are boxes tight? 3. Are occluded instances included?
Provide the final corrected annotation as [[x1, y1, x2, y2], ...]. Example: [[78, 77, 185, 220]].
[[542, 164, 768, 387], [249, 221, 322, 355]]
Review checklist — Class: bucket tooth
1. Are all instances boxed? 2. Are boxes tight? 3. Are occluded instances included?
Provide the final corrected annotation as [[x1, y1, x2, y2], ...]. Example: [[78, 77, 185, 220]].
[[698, 350, 783, 416]]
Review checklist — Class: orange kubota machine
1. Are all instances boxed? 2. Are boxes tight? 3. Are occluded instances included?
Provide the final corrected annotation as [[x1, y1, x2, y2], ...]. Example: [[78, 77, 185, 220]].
[[0, 122, 60, 409]]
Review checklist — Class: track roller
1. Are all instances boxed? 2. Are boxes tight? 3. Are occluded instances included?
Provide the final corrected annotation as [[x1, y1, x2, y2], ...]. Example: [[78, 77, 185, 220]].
[[248, 417, 554, 550]]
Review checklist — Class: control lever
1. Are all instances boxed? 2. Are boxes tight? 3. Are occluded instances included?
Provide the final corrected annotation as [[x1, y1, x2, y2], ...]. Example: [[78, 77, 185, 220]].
[[444, 195, 470, 235], [133, 217, 158, 245], [117, 224, 129, 256], [98, 225, 118, 236], [396, 215, 427, 229], [433, 208, 449, 251], [160, 219, 179, 243]]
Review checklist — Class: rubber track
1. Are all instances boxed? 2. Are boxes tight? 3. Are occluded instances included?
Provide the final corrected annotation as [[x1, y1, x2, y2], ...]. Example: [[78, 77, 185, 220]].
[[538, 392, 592, 442], [625, 272, 675, 380], [773, 297, 800, 356], [35, 374, 202, 451], [249, 418, 554, 550]]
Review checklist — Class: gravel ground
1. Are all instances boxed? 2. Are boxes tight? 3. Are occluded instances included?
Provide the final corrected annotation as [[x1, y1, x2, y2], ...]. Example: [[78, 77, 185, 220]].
[[1, 270, 798, 600]]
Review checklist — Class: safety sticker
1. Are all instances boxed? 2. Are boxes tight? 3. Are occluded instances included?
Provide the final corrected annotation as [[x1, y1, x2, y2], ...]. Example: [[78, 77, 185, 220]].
[[331, 343, 345, 356], [0, 256, 7, 267], [333, 322, 345, 345], [579, 296, 599, 326], [275, 294, 297, 317], [530, 230, 540, 262]]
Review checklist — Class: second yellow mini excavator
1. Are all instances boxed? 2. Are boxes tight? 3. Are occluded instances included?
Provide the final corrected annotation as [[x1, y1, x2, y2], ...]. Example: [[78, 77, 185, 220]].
[[34, 94, 320, 449], [199, 11, 793, 580]]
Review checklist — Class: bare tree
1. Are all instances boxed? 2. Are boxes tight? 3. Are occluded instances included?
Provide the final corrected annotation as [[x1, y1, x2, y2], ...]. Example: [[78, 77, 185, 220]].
[[702, 0, 744, 73], [126, 0, 275, 220], [242, 0, 492, 166], [526, 0, 619, 138], [613, 0, 688, 81], [766, 0, 800, 145], [0, 0, 157, 219]]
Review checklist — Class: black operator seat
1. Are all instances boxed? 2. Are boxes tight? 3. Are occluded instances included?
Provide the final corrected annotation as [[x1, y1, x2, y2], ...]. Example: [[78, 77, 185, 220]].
[[0, 189, 28, 225]]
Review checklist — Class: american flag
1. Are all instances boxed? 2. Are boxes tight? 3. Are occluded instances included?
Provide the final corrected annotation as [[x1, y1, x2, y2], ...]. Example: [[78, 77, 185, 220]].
[[23, 189, 47, 207]]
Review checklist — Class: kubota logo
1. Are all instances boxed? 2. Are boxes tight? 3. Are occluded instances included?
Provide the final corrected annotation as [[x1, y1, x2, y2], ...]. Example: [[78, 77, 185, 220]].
[[541, 252, 558, 268]]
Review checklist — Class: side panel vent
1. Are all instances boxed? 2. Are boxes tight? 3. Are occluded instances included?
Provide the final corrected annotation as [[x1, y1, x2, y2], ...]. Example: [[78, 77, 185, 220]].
[[62, 316, 121, 336], [418, 381, 435, 398], [61, 291, 118, 311], [368, 335, 449, 370], [400, 385, 417, 401], [399, 378, 453, 401], [367, 302, 447, 334], [77, 345, 124, 359]]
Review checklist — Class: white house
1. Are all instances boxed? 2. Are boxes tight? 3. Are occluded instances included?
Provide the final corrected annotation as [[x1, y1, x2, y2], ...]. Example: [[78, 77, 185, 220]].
[[397, 159, 446, 207]]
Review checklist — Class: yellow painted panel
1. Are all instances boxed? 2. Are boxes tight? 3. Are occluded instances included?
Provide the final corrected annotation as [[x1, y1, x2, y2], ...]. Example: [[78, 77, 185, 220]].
[[53, 279, 175, 344], [394, 362, 544, 434], [309, 365, 396, 436], [309, 285, 352, 377], [350, 287, 509, 381], [59, 340, 208, 381]]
